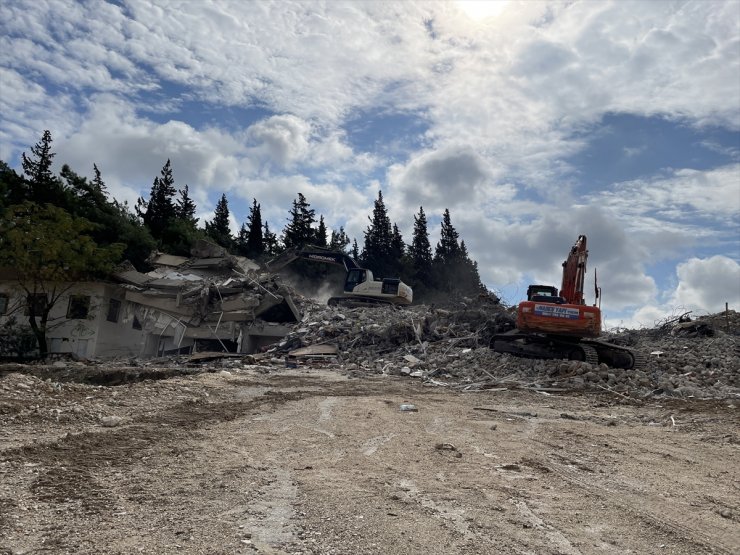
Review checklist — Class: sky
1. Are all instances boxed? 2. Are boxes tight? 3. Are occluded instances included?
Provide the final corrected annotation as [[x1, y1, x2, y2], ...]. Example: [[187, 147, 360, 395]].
[[1, 0, 739, 329]]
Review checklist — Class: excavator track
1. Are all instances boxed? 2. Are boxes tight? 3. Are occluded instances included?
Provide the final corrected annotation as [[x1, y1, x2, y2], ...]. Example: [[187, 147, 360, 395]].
[[327, 296, 394, 308], [581, 339, 643, 370], [491, 332, 641, 370]]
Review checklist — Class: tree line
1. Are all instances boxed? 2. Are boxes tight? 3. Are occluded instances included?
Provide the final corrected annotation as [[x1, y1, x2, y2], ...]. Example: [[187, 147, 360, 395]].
[[1, 130, 486, 309]]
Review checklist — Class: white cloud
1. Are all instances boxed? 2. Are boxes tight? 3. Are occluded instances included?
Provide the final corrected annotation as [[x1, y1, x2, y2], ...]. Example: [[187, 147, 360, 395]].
[[1, 0, 738, 328], [246, 115, 312, 168], [387, 144, 494, 211], [672, 255, 740, 312], [617, 255, 740, 329]]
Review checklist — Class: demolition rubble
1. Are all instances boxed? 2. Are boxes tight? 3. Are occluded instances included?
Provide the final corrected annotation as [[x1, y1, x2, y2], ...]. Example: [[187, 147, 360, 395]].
[[4, 282, 738, 400], [269, 298, 739, 400]]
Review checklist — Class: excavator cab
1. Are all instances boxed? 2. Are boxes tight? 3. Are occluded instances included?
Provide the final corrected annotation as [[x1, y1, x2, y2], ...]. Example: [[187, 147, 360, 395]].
[[344, 269, 368, 292], [526, 285, 565, 304]]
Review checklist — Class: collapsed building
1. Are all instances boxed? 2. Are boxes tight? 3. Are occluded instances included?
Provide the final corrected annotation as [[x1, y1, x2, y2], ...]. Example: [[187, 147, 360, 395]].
[[0, 240, 300, 359]]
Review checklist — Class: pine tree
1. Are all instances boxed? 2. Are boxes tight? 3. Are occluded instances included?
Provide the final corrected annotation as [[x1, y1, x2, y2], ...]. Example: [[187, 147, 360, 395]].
[[263, 221, 279, 256], [329, 226, 351, 253], [391, 223, 404, 260], [435, 209, 460, 263], [235, 223, 249, 256], [175, 184, 198, 227], [21, 130, 65, 205], [433, 209, 461, 293], [351, 239, 360, 260], [245, 199, 264, 258], [92, 164, 108, 196], [139, 159, 177, 240], [459, 240, 484, 294], [282, 193, 316, 249], [316, 216, 328, 248], [362, 191, 394, 277], [408, 206, 433, 288], [205, 193, 232, 248]]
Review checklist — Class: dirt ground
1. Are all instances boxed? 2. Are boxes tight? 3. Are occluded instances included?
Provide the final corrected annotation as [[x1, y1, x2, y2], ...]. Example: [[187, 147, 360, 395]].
[[1, 366, 738, 555]]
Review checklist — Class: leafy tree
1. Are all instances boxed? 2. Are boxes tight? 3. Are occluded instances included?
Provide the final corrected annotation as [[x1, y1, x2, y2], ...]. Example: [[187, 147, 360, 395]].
[[60, 164, 155, 267], [0, 161, 26, 210], [362, 191, 394, 277], [408, 206, 433, 289], [283, 193, 316, 249], [245, 199, 264, 259], [205, 193, 233, 248], [0, 202, 125, 357], [138, 159, 177, 241]]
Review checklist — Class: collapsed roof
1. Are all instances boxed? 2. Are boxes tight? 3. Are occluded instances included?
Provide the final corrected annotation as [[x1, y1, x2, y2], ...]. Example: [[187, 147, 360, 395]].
[[113, 240, 300, 349]]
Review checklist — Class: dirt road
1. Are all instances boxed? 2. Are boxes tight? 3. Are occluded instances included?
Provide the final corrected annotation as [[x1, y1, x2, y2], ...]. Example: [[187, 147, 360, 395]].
[[1, 367, 738, 554]]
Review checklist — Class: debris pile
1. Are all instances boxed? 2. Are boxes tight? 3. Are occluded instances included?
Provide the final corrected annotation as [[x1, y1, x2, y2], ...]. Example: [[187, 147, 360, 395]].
[[272, 301, 739, 400], [114, 240, 300, 354]]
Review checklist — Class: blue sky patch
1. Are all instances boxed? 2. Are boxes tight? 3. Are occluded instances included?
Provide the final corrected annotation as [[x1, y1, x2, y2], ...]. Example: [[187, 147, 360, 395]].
[[569, 113, 740, 189]]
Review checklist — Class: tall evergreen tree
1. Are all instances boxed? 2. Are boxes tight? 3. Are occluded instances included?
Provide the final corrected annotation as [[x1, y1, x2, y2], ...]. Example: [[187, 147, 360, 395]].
[[138, 159, 177, 241], [351, 239, 360, 260], [459, 240, 484, 293], [175, 184, 198, 227], [263, 221, 279, 256], [391, 223, 405, 261], [282, 193, 316, 249], [245, 199, 264, 258], [205, 193, 232, 248], [362, 191, 394, 277], [408, 206, 433, 288], [329, 226, 350, 253], [21, 130, 66, 205], [235, 223, 249, 256], [316, 215, 328, 248], [433, 209, 461, 293]]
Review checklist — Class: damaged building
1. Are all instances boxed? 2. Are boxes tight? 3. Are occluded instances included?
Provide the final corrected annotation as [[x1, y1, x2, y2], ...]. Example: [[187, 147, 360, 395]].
[[0, 241, 300, 359]]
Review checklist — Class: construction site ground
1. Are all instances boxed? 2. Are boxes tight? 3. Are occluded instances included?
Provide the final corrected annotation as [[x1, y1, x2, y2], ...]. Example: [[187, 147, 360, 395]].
[[1, 365, 738, 555]]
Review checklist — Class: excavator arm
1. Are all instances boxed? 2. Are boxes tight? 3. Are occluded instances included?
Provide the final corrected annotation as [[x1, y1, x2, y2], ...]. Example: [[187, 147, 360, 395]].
[[559, 234, 588, 305], [265, 247, 361, 273]]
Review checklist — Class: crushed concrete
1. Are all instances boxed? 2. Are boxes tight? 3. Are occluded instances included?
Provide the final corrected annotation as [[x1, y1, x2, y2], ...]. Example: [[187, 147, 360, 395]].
[[2, 297, 737, 400]]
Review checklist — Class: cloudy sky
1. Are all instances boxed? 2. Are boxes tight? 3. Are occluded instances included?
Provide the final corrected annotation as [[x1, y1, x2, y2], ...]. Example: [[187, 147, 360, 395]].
[[1, 0, 739, 328]]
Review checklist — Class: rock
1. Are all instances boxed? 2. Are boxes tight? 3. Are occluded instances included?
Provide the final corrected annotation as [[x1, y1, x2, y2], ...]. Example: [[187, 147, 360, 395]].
[[101, 415, 123, 427]]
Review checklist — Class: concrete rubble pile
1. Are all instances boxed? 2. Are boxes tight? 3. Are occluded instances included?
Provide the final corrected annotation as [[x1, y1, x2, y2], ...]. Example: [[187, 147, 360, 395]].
[[274, 299, 739, 400], [114, 240, 300, 354]]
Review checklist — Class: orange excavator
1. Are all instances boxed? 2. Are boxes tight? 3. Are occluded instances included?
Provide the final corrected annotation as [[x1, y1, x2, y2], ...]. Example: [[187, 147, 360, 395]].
[[491, 235, 640, 369]]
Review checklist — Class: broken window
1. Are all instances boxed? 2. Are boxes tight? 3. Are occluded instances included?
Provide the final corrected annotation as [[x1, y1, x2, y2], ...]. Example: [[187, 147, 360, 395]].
[[106, 299, 121, 323], [0, 293, 8, 315], [67, 295, 91, 319], [25, 293, 47, 316], [132, 315, 142, 330]]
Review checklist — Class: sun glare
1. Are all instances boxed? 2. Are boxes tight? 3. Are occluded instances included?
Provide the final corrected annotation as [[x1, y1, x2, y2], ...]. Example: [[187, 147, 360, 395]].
[[457, 0, 510, 21]]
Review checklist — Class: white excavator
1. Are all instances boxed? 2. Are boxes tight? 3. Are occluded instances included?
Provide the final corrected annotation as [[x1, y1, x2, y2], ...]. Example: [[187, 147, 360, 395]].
[[265, 246, 413, 307]]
